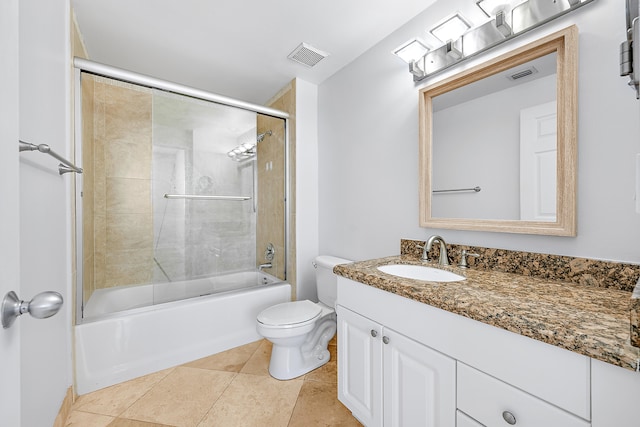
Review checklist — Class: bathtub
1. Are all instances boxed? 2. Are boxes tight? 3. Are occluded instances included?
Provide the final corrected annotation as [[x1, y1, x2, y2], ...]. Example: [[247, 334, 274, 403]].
[[75, 271, 290, 395]]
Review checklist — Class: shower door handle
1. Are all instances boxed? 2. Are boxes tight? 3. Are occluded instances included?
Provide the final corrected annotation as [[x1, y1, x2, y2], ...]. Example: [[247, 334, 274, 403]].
[[1, 290, 63, 329]]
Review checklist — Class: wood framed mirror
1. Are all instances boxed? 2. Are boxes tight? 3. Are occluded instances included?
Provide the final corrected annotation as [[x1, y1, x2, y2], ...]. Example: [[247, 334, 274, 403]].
[[419, 25, 577, 236]]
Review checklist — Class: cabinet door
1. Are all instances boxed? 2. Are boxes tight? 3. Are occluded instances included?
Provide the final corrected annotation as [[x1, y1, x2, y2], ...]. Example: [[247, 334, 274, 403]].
[[383, 328, 456, 427], [337, 305, 383, 427]]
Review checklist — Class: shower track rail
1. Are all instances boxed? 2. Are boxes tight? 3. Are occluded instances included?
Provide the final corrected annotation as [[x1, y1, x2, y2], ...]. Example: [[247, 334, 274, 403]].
[[163, 194, 251, 201]]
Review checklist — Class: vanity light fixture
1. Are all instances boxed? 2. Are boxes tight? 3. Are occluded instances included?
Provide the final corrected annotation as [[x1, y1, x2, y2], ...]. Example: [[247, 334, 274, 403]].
[[430, 13, 471, 44], [400, 0, 596, 82], [476, 0, 522, 18], [494, 10, 512, 37], [393, 38, 430, 64], [445, 40, 463, 60]]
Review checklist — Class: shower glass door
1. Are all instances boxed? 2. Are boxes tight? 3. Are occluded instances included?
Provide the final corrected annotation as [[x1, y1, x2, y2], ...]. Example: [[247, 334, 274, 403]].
[[77, 72, 286, 320]]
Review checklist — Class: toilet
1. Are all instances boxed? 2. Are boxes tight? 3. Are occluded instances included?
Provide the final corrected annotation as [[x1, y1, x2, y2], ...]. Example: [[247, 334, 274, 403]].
[[256, 255, 351, 380]]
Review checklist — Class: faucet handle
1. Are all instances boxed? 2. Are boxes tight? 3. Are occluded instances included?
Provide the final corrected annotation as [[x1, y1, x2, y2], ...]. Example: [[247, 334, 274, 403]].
[[416, 243, 431, 261], [458, 249, 479, 269]]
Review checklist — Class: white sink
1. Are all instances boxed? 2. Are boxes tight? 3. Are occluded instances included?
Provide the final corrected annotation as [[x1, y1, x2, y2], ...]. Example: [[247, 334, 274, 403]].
[[377, 264, 465, 282]]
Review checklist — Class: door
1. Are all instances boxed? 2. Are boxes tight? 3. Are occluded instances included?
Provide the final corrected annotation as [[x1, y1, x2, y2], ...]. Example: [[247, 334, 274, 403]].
[[337, 305, 383, 427], [520, 101, 557, 221], [0, 0, 22, 425], [383, 328, 456, 427]]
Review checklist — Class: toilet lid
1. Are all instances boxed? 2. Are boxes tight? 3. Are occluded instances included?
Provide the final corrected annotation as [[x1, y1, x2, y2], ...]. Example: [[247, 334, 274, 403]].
[[257, 300, 322, 326]]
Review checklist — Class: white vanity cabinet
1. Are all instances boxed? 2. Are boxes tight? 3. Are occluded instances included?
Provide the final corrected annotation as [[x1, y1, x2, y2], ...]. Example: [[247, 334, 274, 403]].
[[337, 276, 594, 427], [336, 305, 456, 427]]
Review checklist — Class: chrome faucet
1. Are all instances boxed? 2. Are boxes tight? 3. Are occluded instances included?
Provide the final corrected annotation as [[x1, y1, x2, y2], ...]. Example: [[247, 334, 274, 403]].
[[424, 235, 450, 266], [258, 263, 272, 271]]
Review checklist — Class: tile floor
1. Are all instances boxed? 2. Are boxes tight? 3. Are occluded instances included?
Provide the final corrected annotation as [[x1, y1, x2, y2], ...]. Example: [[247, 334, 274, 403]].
[[65, 338, 362, 427]]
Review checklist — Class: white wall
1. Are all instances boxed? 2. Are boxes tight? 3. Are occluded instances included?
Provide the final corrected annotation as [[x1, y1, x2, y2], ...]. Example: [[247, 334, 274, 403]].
[[432, 74, 555, 220], [319, 0, 640, 264], [295, 78, 321, 301], [0, 0, 22, 425], [19, 0, 73, 425]]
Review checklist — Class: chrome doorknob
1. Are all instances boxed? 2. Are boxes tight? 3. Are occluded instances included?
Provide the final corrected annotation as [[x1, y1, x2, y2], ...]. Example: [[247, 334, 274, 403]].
[[1, 291, 63, 329]]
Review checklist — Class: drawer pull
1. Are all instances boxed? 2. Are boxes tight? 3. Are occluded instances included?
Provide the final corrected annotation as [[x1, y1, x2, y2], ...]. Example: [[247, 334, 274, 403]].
[[371, 330, 378, 338], [382, 336, 390, 344], [502, 411, 517, 425]]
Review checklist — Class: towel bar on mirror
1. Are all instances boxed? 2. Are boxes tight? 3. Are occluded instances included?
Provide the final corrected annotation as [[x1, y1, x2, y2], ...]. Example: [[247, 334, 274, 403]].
[[432, 186, 481, 194]]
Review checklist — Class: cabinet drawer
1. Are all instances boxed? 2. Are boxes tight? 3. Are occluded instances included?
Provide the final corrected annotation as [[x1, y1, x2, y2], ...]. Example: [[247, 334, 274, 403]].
[[458, 363, 590, 427]]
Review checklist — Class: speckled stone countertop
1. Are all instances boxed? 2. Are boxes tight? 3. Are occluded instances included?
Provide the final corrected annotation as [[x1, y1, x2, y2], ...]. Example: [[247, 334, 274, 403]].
[[334, 255, 640, 371]]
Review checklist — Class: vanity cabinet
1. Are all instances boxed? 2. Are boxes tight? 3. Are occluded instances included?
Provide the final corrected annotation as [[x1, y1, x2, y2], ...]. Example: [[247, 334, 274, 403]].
[[337, 276, 593, 426], [336, 305, 456, 427]]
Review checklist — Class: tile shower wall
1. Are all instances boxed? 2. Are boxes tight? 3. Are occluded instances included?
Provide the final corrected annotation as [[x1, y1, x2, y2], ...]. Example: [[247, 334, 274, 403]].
[[84, 76, 154, 293], [81, 75, 95, 305], [260, 80, 297, 298], [256, 116, 286, 282]]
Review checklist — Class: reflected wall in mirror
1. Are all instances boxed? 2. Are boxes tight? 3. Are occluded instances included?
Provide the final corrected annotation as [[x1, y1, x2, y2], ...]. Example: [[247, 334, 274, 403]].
[[419, 25, 577, 236]]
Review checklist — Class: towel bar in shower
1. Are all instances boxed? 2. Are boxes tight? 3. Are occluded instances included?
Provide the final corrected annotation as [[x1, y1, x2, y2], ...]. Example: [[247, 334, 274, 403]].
[[19, 140, 83, 175], [432, 186, 481, 194], [164, 194, 251, 201]]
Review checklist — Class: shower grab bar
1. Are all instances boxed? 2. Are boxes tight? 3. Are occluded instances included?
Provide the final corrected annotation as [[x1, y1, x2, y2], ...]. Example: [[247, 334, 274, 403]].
[[164, 194, 251, 201], [19, 140, 84, 175], [433, 186, 481, 194]]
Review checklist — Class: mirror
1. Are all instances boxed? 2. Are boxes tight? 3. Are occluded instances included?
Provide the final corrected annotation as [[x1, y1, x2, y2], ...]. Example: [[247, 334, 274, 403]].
[[419, 26, 577, 236]]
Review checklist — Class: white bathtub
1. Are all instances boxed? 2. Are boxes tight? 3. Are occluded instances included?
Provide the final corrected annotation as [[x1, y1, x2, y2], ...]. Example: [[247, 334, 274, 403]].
[[75, 272, 290, 395]]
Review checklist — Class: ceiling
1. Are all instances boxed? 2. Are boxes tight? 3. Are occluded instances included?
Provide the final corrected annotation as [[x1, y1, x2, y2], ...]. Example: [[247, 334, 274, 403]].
[[72, 0, 437, 105]]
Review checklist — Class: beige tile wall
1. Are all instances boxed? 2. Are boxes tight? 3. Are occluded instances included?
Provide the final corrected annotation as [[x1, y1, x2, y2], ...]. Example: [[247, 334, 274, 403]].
[[81, 75, 95, 305], [259, 80, 297, 300], [86, 78, 154, 292], [256, 116, 286, 282]]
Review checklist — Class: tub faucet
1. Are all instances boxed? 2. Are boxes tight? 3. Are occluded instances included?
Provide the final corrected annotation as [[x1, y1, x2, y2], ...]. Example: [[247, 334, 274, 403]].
[[424, 235, 450, 266], [258, 263, 272, 271]]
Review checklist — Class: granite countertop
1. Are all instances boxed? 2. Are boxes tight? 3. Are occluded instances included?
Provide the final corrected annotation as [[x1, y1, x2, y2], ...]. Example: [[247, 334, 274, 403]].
[[334, 255, 640, 371]]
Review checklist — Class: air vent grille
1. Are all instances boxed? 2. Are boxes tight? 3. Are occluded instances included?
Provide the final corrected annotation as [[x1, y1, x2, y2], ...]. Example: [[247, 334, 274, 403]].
[[287, 43, 329, 68], [507, 66, 539, 81]]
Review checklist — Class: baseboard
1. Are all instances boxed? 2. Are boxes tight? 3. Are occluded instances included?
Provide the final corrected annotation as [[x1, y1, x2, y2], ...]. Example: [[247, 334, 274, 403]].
[[52, 387, 74, 427]]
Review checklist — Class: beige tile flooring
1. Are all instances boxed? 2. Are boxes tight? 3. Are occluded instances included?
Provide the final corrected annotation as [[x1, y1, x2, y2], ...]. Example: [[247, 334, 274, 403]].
[[65, 338, 362, 427]]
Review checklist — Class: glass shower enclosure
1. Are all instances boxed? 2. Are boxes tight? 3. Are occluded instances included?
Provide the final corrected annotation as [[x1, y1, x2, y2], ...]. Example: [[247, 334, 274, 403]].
[[75, 67, 288, 322]]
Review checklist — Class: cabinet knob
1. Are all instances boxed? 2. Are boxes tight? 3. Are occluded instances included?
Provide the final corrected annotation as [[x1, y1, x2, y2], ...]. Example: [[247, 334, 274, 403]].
[[502, 411, 517, 425], [382, 336, 390, 344], [370, 330, 378, 337]]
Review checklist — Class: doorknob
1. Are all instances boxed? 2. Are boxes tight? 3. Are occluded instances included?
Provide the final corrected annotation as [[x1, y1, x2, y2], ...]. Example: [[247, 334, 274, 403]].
[[1, 290, 63, 329]]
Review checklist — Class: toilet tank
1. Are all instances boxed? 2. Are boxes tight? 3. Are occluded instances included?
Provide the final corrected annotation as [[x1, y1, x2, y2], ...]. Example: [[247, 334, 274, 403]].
[[315, 255, 352, 307]]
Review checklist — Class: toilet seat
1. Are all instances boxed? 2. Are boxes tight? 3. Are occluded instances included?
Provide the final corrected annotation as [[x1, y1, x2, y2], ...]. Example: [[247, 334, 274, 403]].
[[257, 300, 322, 328]]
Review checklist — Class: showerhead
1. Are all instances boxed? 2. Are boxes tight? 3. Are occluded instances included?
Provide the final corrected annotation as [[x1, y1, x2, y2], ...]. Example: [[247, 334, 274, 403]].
[[256, 130, 272, 144]]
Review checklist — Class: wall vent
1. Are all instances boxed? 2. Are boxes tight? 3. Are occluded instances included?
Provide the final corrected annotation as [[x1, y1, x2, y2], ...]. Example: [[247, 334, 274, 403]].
[[507, 66, 539, 81], [287, 43, 329, 68]]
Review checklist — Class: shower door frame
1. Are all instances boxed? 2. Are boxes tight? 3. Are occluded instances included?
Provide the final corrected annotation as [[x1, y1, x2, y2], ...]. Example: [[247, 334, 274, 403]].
[[72, 58, 291, 324]]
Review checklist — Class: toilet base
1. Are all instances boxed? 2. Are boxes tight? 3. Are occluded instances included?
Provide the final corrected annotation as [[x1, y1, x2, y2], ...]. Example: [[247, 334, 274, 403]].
[[267, 317, 337, 380]]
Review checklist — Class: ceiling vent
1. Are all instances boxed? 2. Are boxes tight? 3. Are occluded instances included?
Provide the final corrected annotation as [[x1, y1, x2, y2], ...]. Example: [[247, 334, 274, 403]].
[[507, 66, 539, 81], [287, 43, 329, 68]]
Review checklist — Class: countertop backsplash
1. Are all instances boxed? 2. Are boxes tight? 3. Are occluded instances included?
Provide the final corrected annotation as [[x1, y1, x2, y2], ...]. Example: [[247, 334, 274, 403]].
[[401, 239, 640, 293]]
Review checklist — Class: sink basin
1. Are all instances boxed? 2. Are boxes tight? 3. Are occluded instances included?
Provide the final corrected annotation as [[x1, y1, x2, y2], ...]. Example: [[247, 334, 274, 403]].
[[377, 264, 465, 282]]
